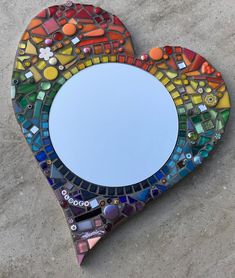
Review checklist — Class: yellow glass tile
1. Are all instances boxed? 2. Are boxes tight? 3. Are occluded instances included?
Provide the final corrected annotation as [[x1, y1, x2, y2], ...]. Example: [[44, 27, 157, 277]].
[[183, 79, 189, 85], [101, 56, 109, 63], [166, 71, 177, 79], [109, 55, 117, 62], [70, 67, 78, 75], [30, 66, 42, 82], [161, 77, 170, 85], [215, 91, 230, 109], [166, 84, 175, 92], [32, 37, 44, 44], [64, 59, 76, 69], [43, 67, 58, 81], [205, 87, 212, 93], [19, 42, 26, 49], [218, 85, 226, 92], [17, 55, 30, 62], [199, 81, 206, 87], [25, 40, 37, 55], [191, 94, 202, 104], [174, 98, 183, 106], [85, 59, 93, 67], [183, 95, 189, 101], [173, 78, 182, 85], [63, 71, 73, 80], [171, 91, 180, 99], [77, 63, 85, 70], [157, 63, 168, 69], [155, 71, 163, 80], [59, 45, 73, 55], [149, 66, 157, 75], [15, 61, 25, 70], [186, 85, 194, 94], [190, 81, 198, 90], [92, 57, 101, 64], [36, 60, 46, 70], [55, 54, 76, 66]]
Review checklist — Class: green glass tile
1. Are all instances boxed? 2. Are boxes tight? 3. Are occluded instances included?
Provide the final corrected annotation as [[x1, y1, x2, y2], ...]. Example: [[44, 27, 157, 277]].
[[17, 114, 25, 123], [195, 123, 204, 134], [33, 100, 42, 119], [200, 150, 209, 158], [191, 115, 202, 124], [37, 91, 46, 101], [17, 83, 36, 94], [42, 105, 50, 113], [203, 120, 214, 131], [202, 112, 210, 120], [19, 97, 28, 109], [206, 144, 214, 151], [179, 115, 187, 122], [216, 119, 224, 130], [177, 107, 186, 114], [57, 77, 66, 85], [41, 81, 51, 91], [209, 110, 218, 121], [179, 122, 187, 130], [220, 109, 230, 123], [185, 102, 193, 110], [28, 93, 37, 102], [198, 136, 210, 146]]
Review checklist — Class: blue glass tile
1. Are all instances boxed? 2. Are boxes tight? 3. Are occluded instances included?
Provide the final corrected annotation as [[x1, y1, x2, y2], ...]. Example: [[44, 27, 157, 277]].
[[176, 146, 183, 153], [42, 122, 49, 128], [42, 113, 49, 120], [49, 152, 58, 160], [156, 184, 167, 192], [32, 145, 40, 152], [128, 196, 136, 203], [186, 161, 195, 171], [35, 151, 47, 162], [155, 171, 164, 180], [45, 145, 54, 153], [152, 189, 159, 197], [43, 138, 51, 145], [119, 196, 127, 203], [179, 168, 189, 177], [22, 121, 32, 129], [42, 130, 49, 137], [148, 175, 157, 185], [161, 165, 169, 175]]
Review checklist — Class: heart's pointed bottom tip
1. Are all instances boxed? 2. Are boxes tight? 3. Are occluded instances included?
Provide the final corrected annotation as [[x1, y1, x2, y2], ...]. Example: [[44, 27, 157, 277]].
[[77, 254, 85, 266]]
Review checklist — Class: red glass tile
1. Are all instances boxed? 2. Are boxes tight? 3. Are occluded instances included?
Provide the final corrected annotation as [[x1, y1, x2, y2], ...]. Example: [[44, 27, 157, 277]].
[[37, 9, 47, 18], [118, 55, 126, 63], [76, 9, 92, 19], [127, 56, 134, 64], [48, 6, 59, 17], [113, 15, 123, 25], [65, 9, 76, 18], [43, 18, 60, 34]]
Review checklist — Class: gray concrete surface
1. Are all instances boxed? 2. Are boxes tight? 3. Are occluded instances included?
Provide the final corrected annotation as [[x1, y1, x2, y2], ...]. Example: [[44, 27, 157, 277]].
[[0, 0, 235, 277]]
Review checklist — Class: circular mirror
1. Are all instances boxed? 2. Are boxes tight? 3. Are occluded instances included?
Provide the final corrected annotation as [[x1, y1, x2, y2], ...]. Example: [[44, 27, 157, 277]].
[[49, 63, 178, 187]]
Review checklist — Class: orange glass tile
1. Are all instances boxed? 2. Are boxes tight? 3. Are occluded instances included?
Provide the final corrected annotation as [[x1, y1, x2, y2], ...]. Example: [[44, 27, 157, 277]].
[[84, 28, 105, 37], [107, 32, 124, 40], [27, 18, 42, 30], [31, 26, 47, 36], [78, 37, 108, 46], [109, 25, 125, 33]]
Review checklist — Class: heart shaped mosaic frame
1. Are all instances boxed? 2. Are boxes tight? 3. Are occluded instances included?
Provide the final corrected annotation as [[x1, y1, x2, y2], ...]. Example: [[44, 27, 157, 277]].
[[11, 2, 231, 265]]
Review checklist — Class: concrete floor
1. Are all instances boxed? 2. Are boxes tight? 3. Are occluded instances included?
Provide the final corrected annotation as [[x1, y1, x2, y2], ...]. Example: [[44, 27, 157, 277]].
[[0, 0, 235, 277]]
